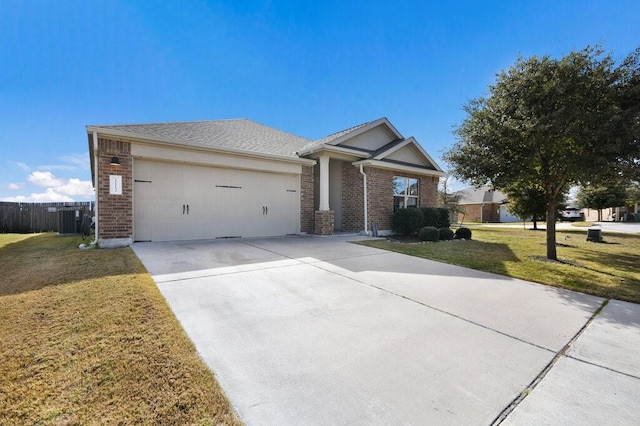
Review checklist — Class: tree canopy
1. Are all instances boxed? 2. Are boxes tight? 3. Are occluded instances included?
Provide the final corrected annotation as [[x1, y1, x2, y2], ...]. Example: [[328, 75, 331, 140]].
[[505, 182, 565, 230], [577, 182, 628, 221], [444, 46, 640, 259]]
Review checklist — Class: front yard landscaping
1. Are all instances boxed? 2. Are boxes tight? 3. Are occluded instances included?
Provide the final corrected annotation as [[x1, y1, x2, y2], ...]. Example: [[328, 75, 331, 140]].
[[359, 226, 640, 303], [0, 233, 240, 425]]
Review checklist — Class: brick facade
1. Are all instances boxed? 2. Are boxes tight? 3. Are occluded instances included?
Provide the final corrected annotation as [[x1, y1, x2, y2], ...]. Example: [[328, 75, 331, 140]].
[[364, 167, 394, 231], [459, 203, 500, 222], [341, 166, 440, 233], [314, 210, 334, 235], [97, 138, 133, 243], [300, 165, 315, 233], [341, 162, 364, 232]]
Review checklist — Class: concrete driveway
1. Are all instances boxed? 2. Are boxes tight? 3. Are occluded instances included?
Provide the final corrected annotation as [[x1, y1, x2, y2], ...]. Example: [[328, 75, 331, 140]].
[[132, 236, 640, 425]]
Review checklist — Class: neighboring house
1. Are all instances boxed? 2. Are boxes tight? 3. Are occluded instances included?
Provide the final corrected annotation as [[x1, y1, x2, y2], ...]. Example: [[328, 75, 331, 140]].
[[87, 117, 444, 247], [455, 186, 519, 223], [582, 205, 639, 222]]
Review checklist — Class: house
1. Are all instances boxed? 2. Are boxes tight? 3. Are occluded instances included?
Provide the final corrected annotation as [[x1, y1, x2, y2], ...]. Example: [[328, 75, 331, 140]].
[[455, 186, 520, 223], [87, 117, 444, 247]]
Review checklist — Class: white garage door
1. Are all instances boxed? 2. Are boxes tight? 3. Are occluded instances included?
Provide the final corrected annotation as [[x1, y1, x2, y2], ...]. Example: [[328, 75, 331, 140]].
[[133, 160, 300, 241]]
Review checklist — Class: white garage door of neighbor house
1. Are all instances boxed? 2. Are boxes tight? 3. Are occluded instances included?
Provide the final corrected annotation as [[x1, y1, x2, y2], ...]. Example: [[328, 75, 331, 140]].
[[133, 160, 300, 241]]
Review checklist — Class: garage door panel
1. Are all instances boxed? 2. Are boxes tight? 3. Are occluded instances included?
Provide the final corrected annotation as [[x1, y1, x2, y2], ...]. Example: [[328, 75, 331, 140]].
[[134, 160, 299, 241]]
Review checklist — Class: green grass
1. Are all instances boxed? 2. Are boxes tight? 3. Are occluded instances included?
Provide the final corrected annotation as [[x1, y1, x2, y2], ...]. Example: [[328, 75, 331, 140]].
[[0, 233, 241, 425], [359, 227, 640, 303]]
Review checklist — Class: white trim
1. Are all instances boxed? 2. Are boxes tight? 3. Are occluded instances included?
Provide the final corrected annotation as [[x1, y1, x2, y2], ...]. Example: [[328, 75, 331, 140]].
[[319, 156, 330, 211], [359, 164, 368, 235], [298, 144, 370, 159], [86, 127, 316, 166], [353, 159, 446, 177], [92, 131, 99, 243]]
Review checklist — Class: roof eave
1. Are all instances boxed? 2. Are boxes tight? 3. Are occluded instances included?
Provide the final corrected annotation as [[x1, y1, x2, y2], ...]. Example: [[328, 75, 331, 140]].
[[298, 144, 370, 159], [352, 159, 446, 177], [86, 126, 316, 166]]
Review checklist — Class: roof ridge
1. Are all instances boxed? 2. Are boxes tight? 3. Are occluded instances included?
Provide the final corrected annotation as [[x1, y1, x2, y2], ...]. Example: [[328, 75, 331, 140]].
[[88, 118, 246, 128]]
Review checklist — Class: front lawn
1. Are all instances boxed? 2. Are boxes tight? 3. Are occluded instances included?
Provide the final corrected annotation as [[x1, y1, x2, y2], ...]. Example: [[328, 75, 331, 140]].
[[0, 233, 241, 425], [358, 227, 640, 303]]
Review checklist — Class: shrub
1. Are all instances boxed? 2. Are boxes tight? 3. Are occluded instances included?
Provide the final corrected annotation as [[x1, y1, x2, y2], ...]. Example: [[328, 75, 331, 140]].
[[438, 227, 454, 241], [419, 226, 440, 242], [454, 227, 472, 240], [392, 208, 423, 235], [421, 207, 450, 229]]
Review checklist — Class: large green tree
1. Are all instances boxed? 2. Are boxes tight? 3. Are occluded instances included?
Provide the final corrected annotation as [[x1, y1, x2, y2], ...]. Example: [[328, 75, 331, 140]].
[[445, 46, 640, 260]]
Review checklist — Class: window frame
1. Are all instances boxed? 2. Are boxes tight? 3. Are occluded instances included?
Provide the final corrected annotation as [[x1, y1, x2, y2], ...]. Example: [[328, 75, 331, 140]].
[[393, 176, 419, 210]]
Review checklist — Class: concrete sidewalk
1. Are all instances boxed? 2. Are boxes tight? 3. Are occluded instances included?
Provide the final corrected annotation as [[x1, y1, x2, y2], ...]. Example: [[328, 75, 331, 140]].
[[133, 236, 640, 425]]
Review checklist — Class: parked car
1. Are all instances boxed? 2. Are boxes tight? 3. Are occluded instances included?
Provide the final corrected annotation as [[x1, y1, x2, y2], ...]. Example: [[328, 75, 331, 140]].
[[560, 208, 583, 222]]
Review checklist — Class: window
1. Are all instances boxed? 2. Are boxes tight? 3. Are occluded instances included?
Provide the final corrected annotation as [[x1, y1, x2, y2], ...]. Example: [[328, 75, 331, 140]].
[[393, 176, 419, 210]]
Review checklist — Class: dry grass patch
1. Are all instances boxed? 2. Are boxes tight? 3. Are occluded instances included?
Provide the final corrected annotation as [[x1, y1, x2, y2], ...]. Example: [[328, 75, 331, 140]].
[[359, 227, 640, 303], [0, 233, 241, 425]]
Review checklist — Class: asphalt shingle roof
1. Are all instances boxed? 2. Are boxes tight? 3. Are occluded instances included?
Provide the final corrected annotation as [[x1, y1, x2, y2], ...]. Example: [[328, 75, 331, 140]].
[[458, 186, 508, 204], [90, 119, 311, 158]]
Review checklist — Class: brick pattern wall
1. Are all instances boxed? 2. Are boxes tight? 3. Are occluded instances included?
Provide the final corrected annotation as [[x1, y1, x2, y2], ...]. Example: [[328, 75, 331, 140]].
[[300, 165, 315, 233], [420, 176, 439, 207], [97, 138, 133, 240], [314, 210, 334, 235], [365, 167, 394, 231], [341, 162, 364, 232]]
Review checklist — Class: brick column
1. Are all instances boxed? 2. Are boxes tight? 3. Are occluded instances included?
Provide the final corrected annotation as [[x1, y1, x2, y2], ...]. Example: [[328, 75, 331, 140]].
[[314, 210, 334, 235]]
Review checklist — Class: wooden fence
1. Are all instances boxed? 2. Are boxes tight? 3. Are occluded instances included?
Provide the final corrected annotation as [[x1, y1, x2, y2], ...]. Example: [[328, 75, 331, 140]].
[[0, 202, 95, 233]]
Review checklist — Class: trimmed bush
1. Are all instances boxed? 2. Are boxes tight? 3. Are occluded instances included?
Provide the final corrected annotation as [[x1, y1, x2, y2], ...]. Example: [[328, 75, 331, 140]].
[[421, 207, 450, 229], [454, 227, 472, 240], [392, 208, 423, 235], [419, 226, 440, 242], [438, 227, 454, 241]]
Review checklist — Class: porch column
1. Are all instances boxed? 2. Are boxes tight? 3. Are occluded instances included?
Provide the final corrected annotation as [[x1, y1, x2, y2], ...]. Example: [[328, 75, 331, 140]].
[[318, 155, 330, 211]]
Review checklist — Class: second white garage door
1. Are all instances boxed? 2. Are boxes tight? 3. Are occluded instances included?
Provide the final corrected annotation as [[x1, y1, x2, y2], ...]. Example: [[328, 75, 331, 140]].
[[134, 160, 300, 241]]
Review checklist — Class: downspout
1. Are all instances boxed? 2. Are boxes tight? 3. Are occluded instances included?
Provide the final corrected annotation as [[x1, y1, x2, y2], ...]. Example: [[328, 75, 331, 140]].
[[359, 164, 368, 235], [92, 131, 99, 244]]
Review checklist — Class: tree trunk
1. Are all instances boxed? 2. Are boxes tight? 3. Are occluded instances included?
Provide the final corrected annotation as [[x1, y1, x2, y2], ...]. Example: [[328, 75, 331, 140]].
[[546, 202, 558, 260], [532, 215, 538, 230]]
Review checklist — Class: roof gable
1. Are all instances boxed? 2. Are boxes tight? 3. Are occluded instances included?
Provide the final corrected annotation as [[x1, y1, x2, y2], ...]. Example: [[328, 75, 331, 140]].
[[458, 187, 508, 204], [337, 123, 399, 151], [370, 137, 443, 171], [383, 144, 430, 167]]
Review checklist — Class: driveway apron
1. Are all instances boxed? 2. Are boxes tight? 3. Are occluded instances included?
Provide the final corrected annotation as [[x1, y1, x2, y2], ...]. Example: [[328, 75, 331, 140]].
[[132, 236, 638, 425]]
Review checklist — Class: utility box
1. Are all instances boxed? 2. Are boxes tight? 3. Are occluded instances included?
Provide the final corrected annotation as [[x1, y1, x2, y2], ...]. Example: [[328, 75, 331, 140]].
[[586, 228, 603, 243], [58, 210, 80, 234]]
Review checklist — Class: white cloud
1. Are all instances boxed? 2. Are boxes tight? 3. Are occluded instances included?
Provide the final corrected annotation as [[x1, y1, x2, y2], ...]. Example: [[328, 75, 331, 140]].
[[28, 171, 64, 187], [57, 178, 94, 197], [1, 189, 75, 203], [37, 153, 90, 172], [7, 183, 21, 190], [2, 171, 94, 202], [11, 161, 30, 172], [60, 153, 90, 169]]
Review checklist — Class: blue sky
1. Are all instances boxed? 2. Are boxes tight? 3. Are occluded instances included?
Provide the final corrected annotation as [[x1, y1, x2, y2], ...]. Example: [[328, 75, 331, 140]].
[[1, 0, 638, 201]]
